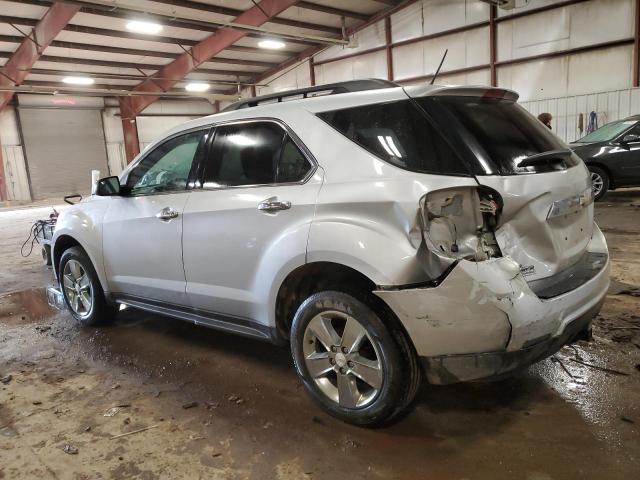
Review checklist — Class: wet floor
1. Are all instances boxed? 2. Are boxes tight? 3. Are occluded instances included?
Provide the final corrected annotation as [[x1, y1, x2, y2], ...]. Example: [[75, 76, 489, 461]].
[[1, 193, 639, 479]]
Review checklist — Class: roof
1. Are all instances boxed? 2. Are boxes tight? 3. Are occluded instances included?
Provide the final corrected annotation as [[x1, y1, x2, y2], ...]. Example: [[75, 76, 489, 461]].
[[223, 79, 399, 111]]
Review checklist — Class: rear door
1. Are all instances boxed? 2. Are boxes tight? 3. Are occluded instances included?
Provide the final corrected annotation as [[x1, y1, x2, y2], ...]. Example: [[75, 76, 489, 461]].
[[416, 93, 593, 281], [182, 120, 322, 323], [103, 127, 210, 305]]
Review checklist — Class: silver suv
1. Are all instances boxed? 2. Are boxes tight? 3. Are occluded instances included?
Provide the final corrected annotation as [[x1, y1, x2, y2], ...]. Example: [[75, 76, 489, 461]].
[[52, 80, 609, 426]]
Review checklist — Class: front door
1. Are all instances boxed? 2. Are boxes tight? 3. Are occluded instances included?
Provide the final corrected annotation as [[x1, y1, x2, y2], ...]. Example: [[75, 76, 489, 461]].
[[103, 128, 210, 305], [182, 120, 322, 324]]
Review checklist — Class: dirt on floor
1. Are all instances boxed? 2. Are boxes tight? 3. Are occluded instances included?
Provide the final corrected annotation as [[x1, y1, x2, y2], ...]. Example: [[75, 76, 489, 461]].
[[0, 191, 639, 480]]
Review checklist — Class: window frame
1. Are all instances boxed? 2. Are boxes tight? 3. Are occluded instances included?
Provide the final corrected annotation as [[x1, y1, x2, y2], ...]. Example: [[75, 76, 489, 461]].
[[121, 126, 212, 197], [196, 117, 318, 191]]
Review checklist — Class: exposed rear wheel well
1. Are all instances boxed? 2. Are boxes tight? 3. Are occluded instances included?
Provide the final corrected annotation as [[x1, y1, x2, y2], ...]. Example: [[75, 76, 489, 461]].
[[53, 235, 81, 273], [273, 261, 414, 345]]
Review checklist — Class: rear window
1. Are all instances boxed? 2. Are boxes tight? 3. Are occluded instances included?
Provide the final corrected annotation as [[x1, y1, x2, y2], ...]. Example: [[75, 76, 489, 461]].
[[317, 100, 470, 176], [417, 96, 578, 175]]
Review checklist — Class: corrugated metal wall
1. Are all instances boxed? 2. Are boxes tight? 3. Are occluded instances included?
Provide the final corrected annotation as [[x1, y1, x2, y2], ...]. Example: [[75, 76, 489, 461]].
[[521, 87, 640, 143]]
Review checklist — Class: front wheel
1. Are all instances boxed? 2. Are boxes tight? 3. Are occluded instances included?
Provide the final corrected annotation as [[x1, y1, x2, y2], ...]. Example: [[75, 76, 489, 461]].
[[59, 247, 117, 326], [290, 291, 420, 427], [589, 166, 609, 201]]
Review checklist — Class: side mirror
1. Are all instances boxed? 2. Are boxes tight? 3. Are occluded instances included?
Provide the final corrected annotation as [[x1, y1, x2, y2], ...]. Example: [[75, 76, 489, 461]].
[[96, 176, 121, 196], [621, 133, 640, 145]]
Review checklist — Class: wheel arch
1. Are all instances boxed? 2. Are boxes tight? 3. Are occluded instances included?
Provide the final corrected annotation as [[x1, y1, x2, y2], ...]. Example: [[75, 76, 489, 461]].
[[274, 261, 413, 347], [587, 162, 615, 189]]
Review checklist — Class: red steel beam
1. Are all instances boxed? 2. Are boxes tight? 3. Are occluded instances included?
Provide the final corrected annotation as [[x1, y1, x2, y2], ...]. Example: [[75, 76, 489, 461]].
[[489, 5, 497, 87], [0, 2, 80, 110], [635, 0, 640, 87], [119, 97, 141, 164], [0, 2, 79, 200], [385, 16, 393, 81], [122, 0, 300, 118], [119, 0, 300, 162]]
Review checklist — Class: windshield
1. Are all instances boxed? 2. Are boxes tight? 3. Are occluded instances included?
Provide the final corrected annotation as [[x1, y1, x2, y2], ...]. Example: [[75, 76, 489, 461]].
[[575, 119, 638, 143], [417, 96, 578, 175]]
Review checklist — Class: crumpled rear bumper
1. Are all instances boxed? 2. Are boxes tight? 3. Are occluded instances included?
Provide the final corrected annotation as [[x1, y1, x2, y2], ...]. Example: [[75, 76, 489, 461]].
[[420, 298, 601, 384], [374, 224, 609, 385]]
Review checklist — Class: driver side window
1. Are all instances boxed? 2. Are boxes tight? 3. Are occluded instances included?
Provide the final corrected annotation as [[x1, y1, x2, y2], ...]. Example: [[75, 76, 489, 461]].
[[126, 129, 207, 195]]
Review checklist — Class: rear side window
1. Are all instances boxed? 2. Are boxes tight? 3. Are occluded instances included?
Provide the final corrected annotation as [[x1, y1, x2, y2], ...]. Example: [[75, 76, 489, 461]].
[[318, 100, 470, 176], [419, 97, 576, 175], [202, 121, 312, 187]]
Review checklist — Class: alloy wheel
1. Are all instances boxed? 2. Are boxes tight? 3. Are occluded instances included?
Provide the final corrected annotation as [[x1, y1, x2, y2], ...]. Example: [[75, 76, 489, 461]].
[[302, 311, 383, 408], [591, 171, 604, 197], [62, 259, 93, 318]]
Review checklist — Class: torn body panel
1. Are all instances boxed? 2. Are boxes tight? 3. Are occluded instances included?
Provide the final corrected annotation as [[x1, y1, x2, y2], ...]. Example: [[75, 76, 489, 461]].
[[374, 224, 609, 383]]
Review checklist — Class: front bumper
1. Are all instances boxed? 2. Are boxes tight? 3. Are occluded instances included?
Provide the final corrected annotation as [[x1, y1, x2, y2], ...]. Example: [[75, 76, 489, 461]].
[[374, 224, 609, 385]]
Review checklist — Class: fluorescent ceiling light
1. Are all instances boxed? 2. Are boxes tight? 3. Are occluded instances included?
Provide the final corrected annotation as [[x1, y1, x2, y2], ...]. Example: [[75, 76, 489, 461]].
[[185, 82, 210, 92], [126, 20, 163, 35], [62, 76, 95, 85], [258, 39, 286, 50]]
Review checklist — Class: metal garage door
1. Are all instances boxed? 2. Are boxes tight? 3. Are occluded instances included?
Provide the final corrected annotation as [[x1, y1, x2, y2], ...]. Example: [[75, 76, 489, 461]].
[[19, 107, 109, 200]]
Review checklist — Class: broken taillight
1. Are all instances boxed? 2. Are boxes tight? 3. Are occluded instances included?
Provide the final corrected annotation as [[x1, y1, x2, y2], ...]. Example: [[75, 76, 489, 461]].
[[419, 186, 502, 263]]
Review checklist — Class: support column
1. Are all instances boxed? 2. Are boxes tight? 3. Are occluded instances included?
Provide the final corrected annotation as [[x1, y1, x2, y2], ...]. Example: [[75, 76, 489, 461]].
[[309, 56, 316, 86], [385, 16, 393, 81], [119, 97, 140, 164], [489, 5, 497, 87], [634, 0, 640, 87], [0, 139, 7, 201]]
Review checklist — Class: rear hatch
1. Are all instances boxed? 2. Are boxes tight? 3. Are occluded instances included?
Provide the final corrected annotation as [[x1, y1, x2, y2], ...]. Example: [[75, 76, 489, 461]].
[[410, 88, 593, 282]]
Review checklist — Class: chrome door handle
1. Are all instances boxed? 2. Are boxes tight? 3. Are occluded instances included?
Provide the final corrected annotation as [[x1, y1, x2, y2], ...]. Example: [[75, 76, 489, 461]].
[[156, 207, 179, 221], [258, 199, 291, 213]]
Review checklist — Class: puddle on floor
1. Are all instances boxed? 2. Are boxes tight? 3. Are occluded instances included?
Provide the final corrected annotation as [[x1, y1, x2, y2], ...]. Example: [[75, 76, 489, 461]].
[[0, 288, 58, 325]]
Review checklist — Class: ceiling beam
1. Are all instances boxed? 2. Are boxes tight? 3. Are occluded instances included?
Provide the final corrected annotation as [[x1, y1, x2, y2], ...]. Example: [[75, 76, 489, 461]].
[[0, 35, 281, 68], [0, 2, 80, 110], [24, 67, 266, 86], [0, 14, 303, 53], [122, 0, 302, 117], [0, 52, 257, 78], [11, 0, 340, 44], [20, 0, 344, 45], [297, 2, 368, 21], [148, 0, 342, 35]]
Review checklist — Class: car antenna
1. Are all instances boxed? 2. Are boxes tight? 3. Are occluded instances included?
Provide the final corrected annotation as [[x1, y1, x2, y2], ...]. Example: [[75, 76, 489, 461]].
[[430, 49, 448, 85]]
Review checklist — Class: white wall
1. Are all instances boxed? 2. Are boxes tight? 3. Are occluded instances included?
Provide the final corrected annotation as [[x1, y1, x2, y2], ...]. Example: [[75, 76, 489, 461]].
[[256, 0, 636, 106], [0, 107, 30, 201]]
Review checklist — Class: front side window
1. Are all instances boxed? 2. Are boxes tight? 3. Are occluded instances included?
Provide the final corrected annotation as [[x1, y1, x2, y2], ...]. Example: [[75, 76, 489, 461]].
[[203, 122, 311, 187], [317, 100, 470, 176], [126, 129, 207, 195]]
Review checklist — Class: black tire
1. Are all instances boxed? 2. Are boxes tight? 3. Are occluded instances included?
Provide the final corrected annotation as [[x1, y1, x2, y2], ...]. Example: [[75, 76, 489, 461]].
[[290, 291, 421, 427], [58, 246, 117, 326], [42, 245, 52, 266], [589, 166, 609, 201]]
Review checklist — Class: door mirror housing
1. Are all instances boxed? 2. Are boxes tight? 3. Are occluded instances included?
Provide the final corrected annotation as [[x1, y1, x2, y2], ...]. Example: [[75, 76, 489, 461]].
[[96, 176, 122, 196], [621, 133, 640, 145]]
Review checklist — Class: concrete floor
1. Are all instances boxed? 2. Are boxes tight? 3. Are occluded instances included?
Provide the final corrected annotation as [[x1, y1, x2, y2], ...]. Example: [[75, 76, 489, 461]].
[[1, 191, 639, 480]]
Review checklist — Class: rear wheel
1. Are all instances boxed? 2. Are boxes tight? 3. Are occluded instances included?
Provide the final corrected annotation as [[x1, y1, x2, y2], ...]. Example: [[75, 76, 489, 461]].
[[589, 166, 609, 201], [290, 291, 420, 427], [59, 247, 116, 326]]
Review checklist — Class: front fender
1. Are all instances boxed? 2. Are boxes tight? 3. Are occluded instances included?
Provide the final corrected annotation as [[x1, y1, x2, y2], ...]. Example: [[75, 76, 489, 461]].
[[52, 198, 109, 292]]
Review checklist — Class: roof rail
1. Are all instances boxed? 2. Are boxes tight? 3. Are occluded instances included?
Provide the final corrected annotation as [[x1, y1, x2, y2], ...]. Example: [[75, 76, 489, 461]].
[[222, 79, 400, 112]]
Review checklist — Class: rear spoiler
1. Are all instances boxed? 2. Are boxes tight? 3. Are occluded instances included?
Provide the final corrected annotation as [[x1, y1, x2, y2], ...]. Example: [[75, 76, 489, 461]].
[[405, 85, 519, 102]]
